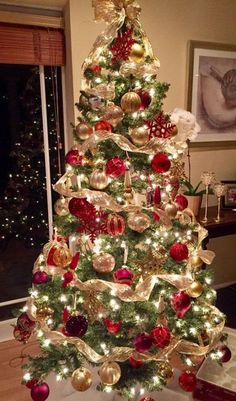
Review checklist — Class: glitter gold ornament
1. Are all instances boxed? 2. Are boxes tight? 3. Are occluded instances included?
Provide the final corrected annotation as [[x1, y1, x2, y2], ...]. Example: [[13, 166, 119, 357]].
[[158, 362, 173, 381], [54, 197, 70, 216], [164, 202, 178, 219], [75, 122, 93, 140], [186, 281, 203, 298], [89, 169, 109, 190], [92, 252, 115, 273], [121, 92, 141, 113], [103, 104, 124, 126], [130, 126, 149, 146], [53, 246, 72, 268], [71, 368, 92, 392], [36, 305, 53, 321], [135, 249, 166, 278], [99, 361, 121, 385], [83, 291, 107, 322], [127, 211, 151, 233], [129, 43, 145, 63], [190, 255, 203, 269]]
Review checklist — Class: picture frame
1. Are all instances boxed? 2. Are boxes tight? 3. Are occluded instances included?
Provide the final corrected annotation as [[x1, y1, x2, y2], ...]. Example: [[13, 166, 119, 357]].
[[187, 40, 236, 147], [221, 180, 236, 209]]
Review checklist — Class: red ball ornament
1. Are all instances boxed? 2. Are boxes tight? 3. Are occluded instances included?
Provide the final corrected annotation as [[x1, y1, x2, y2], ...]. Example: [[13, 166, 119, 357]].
[[104, 319, 122, 334], [31, 382, 50, 401], [179, 371, 196, 392], [46, 246, 57, 266], [95, 120, 113, 132], [65, 315, 88, 337], [217, 345, 232, 363], [107, 214, 125, 236], [86, 64, 101, 75], [171, 291, 191, 319], [62, 271, 74, 288], [169, 242, 189, 262], [69, 198, 96, 220], [134, 333, 153, 353], [129, 356, 143, 368], [65, 149, 83, 166], [175, 194, 188, 211], [138, 90, 152, 110], [13, 326, 32, 343], [140, 398, 155, 401], [105, 157, 126, 178], [152, 211, 160, 223], [151, 153, 171, 174], [150, 326, 171, 348], [32, 271, 49, 285], [26, 379, 39, 389], [113, 267, 134, 286], [17, 313, 35, 331]]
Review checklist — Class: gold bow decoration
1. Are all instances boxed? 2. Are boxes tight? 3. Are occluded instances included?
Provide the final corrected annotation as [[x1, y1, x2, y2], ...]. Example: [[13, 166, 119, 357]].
[[92, 0, 141, 24]]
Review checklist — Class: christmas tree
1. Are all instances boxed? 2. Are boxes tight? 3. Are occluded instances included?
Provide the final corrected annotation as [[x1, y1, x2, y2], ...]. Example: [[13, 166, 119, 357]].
[[15, 1, 227, 400]]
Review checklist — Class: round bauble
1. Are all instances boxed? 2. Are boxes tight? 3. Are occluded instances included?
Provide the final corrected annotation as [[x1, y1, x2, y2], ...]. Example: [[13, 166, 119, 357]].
[[186, 281, 203, 298], [107, 214, 125, 236], [105, 157, 126, 178], [134, 333, 153, 353], [129, 356, 143, 368], [169, 242, 189, 262], [92, 252, 115, 273], [54, 197, 70, 216], [13, 327, 31, 343], [31, 382, 50, 401], [85, 64, 101, 75], [66, 314, 88, 337], [104, 319, 122, 334], [129, 43, 145, 63], [151, 152, 171, 174], [53, 246, 72, 268], [140, 398, 155, 401], [99, 361, 121, 385], [17, 313, 35, 331], [62, 271, 74, 288], [71, 368, 92, 392], [190, 255, 203, 269], [65, 149, 83, 166], [178, 371, 196, 392], [113, 267, 134, 286], [171, 291, 191, 319], [89, 169, 109, 190], [121, 92, 141, 113], [25, 379, 39, 389], [95, 120, 113, 132], [158, 362, 173, 381], [130, 126, 149, 146], [175, 194, 188, 211], [150, 326, 171, 348], [69, 198, 96, 220], [75, 123, 93, 141], [127, 211, 151, 233], [164, 203, 178, 219], [137, 90, 152, 110], [32, 271, 49, 285], [217, 345, 232, 363], [103, 104, 124, 126], [36, 306, 53, 321]]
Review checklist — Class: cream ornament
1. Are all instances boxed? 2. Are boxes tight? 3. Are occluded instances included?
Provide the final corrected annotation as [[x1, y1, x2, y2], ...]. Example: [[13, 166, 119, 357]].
[[127, 211, 151, 233], [89, 169, 109, 190], [170, 108, 200, 142], [92, 252, 115, 273]]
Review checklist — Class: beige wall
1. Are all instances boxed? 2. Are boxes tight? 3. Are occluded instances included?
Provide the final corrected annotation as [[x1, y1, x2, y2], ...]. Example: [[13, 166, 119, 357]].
[[64, 0, 236, 285]]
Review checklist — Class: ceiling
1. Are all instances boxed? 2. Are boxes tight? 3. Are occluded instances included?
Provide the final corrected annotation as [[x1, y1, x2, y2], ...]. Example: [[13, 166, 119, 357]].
[[0, 0, 67, 10]]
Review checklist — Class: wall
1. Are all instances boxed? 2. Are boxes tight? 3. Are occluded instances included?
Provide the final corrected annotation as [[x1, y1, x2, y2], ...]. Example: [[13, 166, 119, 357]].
[[64, 0, 236, 285]]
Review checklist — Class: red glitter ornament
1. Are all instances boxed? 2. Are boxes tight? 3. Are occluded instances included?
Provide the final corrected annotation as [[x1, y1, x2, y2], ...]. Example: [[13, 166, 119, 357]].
[[47, 246, 57, 266], [217, 345, 232, 363], [129, 356, 143, 368], [26, 379, 39, 389], [154, 186, 161, 205], [65, 149, 83, 166], [13, 326, 32, 343], [113, 267, 134, 286], [178, 371, 196, 392], [32, 271, 49, 285], [140, 398, 155, 401], [31, 382, 50, 401], [104, 319, 122, 334], [175, 194, 188, 211], [107, 214, 125, 236], [169, 242, 189, 262], [145, 112, 176, 139], [70, 252, 80, 270], [62, 307, 70, 323], [134, 333, 153, 353], [152, 211, 160, 223], [77, 209, 108, 242], [62, 271, 74, 288], [110, 27, 136, 64], [17, 313, 35, 332], [138, 90, 152, 110], [171, 291, 191, 319], [69, 198, 96, 220], [151, 153, 171, 174], [105, 157, 126, 178], [85, 64, 101, 75], [95, 120, 113, 132], [65, 315, 88, 337], [150, 326, 171, 348]]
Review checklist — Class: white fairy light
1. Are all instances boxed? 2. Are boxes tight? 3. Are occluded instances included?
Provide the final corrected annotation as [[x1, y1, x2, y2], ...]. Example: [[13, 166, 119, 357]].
[[205, 277, 213, 285], [31, 290, 38, 298], [153, 375, 160, 384], [140, 388, 145, 395], [140, 174, 146, 180], [56, 375, 62, 382], [100, 343, 107, 350], [22, 305, 28, 312], [47, 318, 53, 325], [43, 339, 51, 347], [130, 387, 136, 395], [193, 305, 200, 312], [95, 77, 102, 84], [63, 367, 69, 374], [187, 230, 192, 236], [189, 327, 197, 336], [37, 329, 43, 338], [23, 373, 31, 381], [110, 299, 120, 310], [185, 357, 193, 367], [60, 295, 67, 303], [132, 112, 138, 119], [104, 386, 113, 393], [43, 295, 49, 302], [149, 88, 155, 96]]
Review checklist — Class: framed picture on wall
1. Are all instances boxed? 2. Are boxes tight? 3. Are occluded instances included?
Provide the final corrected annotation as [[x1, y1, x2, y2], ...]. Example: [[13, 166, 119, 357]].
[[221, 180, 236, 209], [187, 40, 236, 146]]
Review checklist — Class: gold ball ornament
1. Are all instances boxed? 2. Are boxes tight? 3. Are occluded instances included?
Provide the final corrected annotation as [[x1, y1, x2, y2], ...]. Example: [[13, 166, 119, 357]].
[[89, 169, 109, 190], [130, 126, 149, 146], [103, 104, 124, 126], [54, 197, 70, 216], [164, 203, 178, 219], [158, 362, 173, 382], [75, 122, 93, 141], [186, 281, 203, 298], [99, 361, 121, 385], [121, 92, 141, 113], [129, 43, 145, 63], [71, 368, 92, 392], [190, 255, 203, 269], [92, 252, 115, 273], [53, 246, 72, 268], [36, 305, 53, 321], [127, 211, 151, 233]]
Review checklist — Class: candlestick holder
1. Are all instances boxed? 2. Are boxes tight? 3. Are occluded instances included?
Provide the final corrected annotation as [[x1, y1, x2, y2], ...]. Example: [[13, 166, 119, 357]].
[[201, 171, 215, 223], [213, 183, 226, 222]]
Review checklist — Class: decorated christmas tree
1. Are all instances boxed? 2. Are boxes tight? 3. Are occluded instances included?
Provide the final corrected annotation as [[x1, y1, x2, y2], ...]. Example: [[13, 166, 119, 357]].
[[15, 1, 227, 401]]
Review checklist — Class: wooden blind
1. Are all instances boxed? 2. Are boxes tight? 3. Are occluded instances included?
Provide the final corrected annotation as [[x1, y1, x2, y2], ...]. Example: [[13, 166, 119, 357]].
[[0, 23, 65, 66]]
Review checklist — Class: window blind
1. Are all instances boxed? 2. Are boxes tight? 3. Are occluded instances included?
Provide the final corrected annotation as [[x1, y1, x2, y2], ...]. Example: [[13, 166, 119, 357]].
[[0, 23, 65, 66]]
